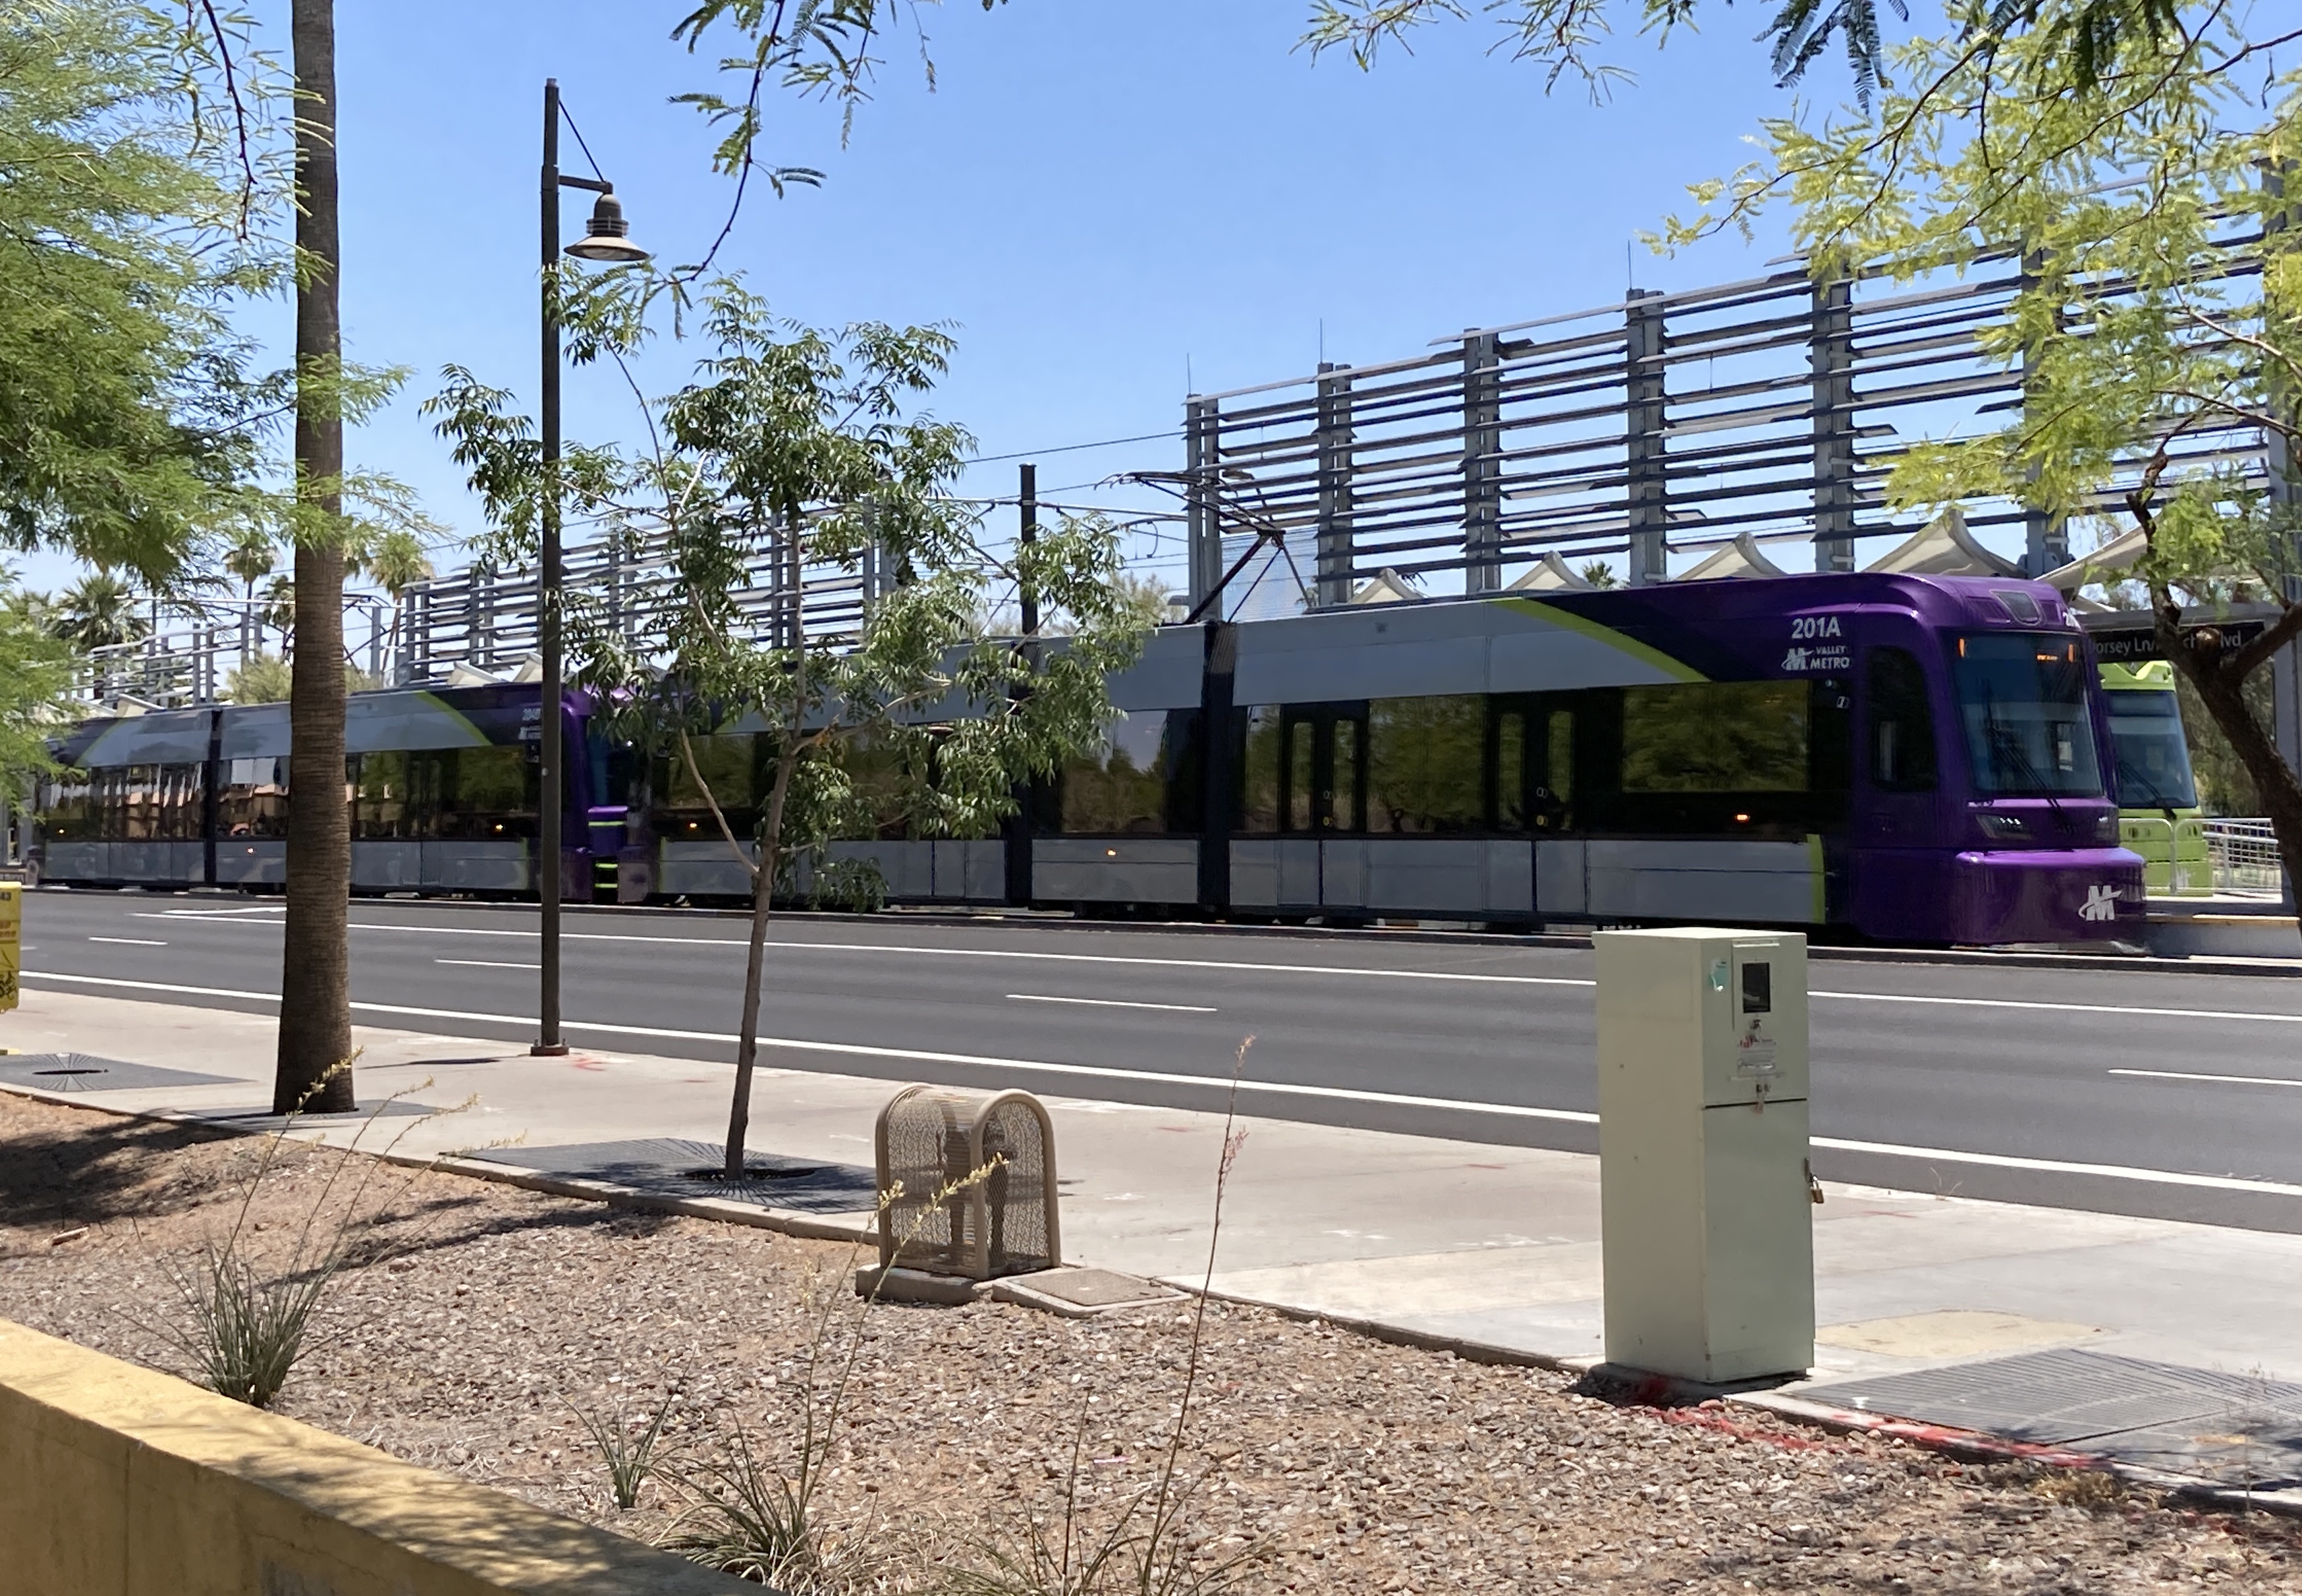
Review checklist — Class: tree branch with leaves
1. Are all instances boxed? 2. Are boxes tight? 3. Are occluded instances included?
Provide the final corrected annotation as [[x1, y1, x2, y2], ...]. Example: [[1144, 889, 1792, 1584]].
[[430, 275, 1151, 1179], [1673, 7, 2302, 881]]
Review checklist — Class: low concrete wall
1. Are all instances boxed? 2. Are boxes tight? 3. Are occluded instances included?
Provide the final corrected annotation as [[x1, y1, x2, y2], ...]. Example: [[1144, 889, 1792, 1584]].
[[2142, 898, 2301, 960], [0, 1318, 747, 1596]]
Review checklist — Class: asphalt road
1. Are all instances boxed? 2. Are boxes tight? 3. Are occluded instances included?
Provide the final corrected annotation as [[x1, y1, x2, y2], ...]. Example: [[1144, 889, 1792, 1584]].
[[21, 888, 2302, 1233]]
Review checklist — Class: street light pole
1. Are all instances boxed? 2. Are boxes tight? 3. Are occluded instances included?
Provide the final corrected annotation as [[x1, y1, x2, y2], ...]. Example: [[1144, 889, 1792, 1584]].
[[537, 78, 566, 1057], [535, 78, 648, 1059]]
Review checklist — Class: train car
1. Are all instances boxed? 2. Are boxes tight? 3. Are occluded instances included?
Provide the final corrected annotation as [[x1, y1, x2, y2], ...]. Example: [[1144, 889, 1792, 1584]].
[[33, 707, 219, 889], [34, 684, 594, 899], [2099, 660, 2210, 896], [1005, 570, 2143, 944], [32, 571, 2147, 945]]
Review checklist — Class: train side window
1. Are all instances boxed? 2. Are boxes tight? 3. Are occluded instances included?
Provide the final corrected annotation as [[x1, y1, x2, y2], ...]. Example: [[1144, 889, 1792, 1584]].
[[221, 757, 288, 839], [1867, 646, 1938, 792], [38, 771, 91, 840], [1494, 709, 1527, 831], [1543, 709, 1576, 820], [1366, 695, 1483, 834], [357, 750, 412, 839], [1622, 683, 1809, 794], [161, 763, 204, 841], [1326, 713, 1354, 829], [1284, 716, 1313, 833], [1060, 711, 1174, 835], [124, 765, 166, 840], [1161, 709, 1205, 833], [1237, 707, 1283, 834]]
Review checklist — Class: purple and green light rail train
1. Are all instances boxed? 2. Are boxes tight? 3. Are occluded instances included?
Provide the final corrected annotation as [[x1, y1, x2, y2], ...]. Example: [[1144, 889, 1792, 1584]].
[[29, 571, 2143, 946]]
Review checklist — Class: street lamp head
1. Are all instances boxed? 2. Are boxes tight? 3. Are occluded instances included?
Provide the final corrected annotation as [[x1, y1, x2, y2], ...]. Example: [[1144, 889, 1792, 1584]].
[[565, 190, 650, 263]]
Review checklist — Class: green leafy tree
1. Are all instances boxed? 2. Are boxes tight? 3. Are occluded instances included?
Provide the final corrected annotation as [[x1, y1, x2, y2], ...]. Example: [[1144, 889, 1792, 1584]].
[[0, 1, 281, 582], [1298, 0, 2211, 103], [429, 281, 1152, 1180], [225, 653, 294, 704], [1663, 13, 2302, 879]]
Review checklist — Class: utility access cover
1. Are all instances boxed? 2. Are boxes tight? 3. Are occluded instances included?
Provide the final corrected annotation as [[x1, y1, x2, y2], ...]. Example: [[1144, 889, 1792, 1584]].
[[474, 1138, 881, 1215], [0, 1054, 236, 1093], [1805, 1350, 2232, 1445], [1806, 1350, 2302, 1485]]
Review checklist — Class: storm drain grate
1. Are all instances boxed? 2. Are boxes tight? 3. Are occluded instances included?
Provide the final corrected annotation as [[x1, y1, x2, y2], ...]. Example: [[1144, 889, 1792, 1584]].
[[472, 1138, 881, 1215], [0, 1054, 237, 1094], [1805, 1350, 2302, 1486]]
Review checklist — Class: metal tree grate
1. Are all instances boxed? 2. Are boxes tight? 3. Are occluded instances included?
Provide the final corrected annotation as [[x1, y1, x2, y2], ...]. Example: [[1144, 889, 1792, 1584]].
[[875, 1086, 1060, 1280], [0, 1054, 236, 1093], [472, 1139, 880, 1215]]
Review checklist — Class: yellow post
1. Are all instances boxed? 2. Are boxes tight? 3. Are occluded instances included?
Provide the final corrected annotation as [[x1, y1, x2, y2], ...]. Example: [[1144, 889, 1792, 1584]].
[[0, 882, 19, 1014]]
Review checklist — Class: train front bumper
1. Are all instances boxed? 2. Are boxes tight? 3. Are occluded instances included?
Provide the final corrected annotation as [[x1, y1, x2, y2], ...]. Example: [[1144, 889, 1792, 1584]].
[[1949, 847, 2146, 945]]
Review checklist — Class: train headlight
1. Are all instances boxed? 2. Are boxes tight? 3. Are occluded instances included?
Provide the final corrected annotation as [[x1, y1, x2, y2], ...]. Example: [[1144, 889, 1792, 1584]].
[[1975, 813, 2029, 842]]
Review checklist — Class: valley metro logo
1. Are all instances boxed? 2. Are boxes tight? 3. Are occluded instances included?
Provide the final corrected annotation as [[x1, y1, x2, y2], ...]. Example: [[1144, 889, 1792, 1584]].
[[2079, 884, 2120, 922]]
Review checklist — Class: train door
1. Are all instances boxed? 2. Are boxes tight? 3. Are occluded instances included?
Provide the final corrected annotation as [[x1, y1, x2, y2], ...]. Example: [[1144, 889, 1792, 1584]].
[[1495, 696, 1580, 915], [1235, 701, 1363, 912], [1276, 704, 1365, 835], [1861, 646, 1938, 845]]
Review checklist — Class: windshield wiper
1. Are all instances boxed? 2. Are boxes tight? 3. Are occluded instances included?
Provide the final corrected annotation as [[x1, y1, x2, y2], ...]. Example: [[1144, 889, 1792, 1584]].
[[2119, 761, 2175, 813], [1981, 693, 2069, 831]]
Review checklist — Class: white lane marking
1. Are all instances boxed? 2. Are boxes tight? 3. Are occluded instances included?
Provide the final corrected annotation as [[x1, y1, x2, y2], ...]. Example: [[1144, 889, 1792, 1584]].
[[26, 970, 2302, 1200], [130, 911, 285, 923], [88, 937, 167, 947], [325, 921, 1597, 987], [1007, 993, 1219, 1014], [93, 916, 2302, 1025], [1816, 989, 2302, 1026], [2109, 1068, 2302, 1089], [1809, 1136, 2302, 1199], [435, 959, 542, 971]]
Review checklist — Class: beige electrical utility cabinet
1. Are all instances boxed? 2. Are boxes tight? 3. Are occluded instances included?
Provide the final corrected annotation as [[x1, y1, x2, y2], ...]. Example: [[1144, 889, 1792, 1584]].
[[1595, 927, 1815, 1383]]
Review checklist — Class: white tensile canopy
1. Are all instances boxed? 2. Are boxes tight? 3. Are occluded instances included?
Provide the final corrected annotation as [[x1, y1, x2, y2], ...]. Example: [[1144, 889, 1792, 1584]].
[[1861, 504, 2023, 578]]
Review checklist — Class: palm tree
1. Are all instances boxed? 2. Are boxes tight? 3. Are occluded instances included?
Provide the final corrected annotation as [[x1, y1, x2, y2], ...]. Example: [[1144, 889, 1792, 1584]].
[[222, 527, 275, 666], [260, 574, 296, 651], [278, 0, 354, 1114], [364, 528, 433, 682], [49, 572, 146, 652]]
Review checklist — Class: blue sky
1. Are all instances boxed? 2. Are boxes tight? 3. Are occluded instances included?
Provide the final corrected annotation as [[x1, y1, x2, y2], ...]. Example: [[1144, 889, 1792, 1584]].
[[49, 2, 1848, 595]]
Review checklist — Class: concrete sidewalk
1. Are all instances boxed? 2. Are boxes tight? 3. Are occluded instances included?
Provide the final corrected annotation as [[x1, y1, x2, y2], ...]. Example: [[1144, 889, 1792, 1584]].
[[8, 986, 2301, 1403]]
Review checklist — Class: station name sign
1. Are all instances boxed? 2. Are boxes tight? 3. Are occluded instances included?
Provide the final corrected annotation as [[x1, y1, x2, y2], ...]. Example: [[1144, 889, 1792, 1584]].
[[2089, 619, 2265, 665]]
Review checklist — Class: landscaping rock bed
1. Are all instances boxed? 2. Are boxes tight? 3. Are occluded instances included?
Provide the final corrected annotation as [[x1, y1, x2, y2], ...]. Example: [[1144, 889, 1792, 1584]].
[[3, 1089, 2297, 1593]]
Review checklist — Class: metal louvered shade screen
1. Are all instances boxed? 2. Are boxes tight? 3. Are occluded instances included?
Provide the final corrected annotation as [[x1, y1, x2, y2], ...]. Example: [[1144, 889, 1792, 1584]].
[[875, 1085, 1060, 1280]]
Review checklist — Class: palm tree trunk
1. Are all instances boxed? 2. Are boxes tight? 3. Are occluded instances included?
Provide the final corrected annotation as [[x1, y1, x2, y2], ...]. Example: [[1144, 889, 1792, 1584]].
[[275, 0, 353, 1115]]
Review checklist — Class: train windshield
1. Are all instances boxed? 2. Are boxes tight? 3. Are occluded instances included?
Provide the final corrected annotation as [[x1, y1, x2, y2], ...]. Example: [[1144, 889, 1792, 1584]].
[[2106, 689, 2199, 809], [1950, 634, 2106, 798]]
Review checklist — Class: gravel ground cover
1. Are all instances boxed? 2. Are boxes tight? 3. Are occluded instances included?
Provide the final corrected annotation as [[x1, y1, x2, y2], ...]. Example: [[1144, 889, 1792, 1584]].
[[3, 1089, 2299, 1593]]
